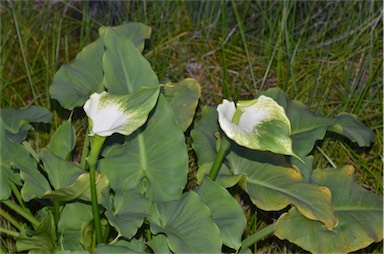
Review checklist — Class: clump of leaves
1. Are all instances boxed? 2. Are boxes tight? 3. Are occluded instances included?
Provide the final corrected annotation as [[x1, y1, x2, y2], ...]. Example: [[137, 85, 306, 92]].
[[1, 22, 382, 254]]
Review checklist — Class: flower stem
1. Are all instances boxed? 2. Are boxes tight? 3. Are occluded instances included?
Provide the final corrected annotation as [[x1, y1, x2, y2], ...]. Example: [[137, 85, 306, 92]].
[[239, 223, 275, 252], [1, 200, 39, 229], [87, 135, 106, 246], [53, 199, 60, 230], [208, 136, 231, 181], [80, 127, 90, 170]]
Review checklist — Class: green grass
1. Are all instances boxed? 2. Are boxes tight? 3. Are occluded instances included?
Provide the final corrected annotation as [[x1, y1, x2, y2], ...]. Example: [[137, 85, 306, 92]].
[[1, 0, 382, 253]]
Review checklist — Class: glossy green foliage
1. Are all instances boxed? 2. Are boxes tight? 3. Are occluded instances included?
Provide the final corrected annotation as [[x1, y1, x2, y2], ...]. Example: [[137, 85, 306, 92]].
[[1, 106, 51, 143], [0, 106, 51, 200], [149, 191, 222, 253], [196, 177, 246, 250], [50, 23, 152, 109], [191, 92, 381, 250], [2, 21, 381, 254], [100, 96, 188, 203], [275, 166, 383, 253], [191, 106, 337, 230], [163, 78, 201, 131]]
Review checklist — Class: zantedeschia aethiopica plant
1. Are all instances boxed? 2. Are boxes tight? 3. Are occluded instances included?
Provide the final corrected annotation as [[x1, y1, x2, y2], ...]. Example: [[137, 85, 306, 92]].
[[1, 22, 381, 254]]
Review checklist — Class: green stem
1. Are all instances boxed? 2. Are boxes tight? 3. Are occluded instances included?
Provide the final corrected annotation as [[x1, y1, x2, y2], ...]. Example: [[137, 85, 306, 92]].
[[208, 136, 231, 181], [8, 180, 29, 211], [87, 135, 106, 246], [1, 200, 39, 229], [0, 208, 22, 231], [80, 128, 90, 170], [0, 227, 20, 238], [53, 199, 60, 230], [239, 223, 275, 252]]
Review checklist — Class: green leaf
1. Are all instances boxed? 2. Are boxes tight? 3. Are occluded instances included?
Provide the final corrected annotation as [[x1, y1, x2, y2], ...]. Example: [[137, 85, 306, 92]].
[[191, 106, 226, 184], [58, 202, 93, 252], [227, 148, 337, 230], [150, 191, 222, 253], [95, 239, 145, 253], [196, 177, 246, 250], [275, 166, 383, 253], [163, 78, 201, 131], [262, 88, 374, 156], [43, 172, 109, 202], [0, 120, 23, 199], [100, 95, 188, 202], [0, 117, 50, 201], [99, 22, 151, 53], [40, 150, 83, 189], [191, 106, 337, 229], [262, 88, 334, 157], [50, 38, 105, 110], [1, 106, 51, 143], [50, 22, 153, 110], [48, 119, 76, 160], [101, 190, 151, 239], [16, 154, 51, 202], [16, 211, 59, 253], [147, 234, 172, 254], [102, 28, 159, 94], [328, 112, 375, 146]]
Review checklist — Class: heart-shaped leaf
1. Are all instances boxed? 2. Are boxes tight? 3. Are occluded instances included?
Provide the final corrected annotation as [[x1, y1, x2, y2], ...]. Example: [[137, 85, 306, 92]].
[[191, 105, 337, 229], [147, 234, 171, 254], [0, 117, 51, 201], [95, 239, 145, 253], [42, 172, 109, 202], [100, 96, 188, 202], [101, 190, 152, 239], [16, 211, 58, 253], [48, 119, 76, 160], [1, 106, 51, 143], [58, 202, 93, 252], [328, 112, 375, 146], [275, 166, 383, 253], [98, 22, 151, 53], [102, 28, 159, 94], [50, 38, 105, 110], [50, 22, 153, 110], [262, 88, 374, 157], [40, 150, 83, 190], [16, 156, 51, 202], [163, 78, 201, 131], [196, 177, 246, 250], [149, 191, 222, 253]]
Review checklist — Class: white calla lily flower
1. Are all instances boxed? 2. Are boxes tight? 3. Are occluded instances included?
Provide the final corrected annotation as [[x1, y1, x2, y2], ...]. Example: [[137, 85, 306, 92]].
[[84, 87, 159, 137], [217, 95, 299, 158]]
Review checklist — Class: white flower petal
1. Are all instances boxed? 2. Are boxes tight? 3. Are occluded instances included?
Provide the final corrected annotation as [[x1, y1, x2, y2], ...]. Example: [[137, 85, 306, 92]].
[[237, 95, 290, 133], [83, 87, 159, 137], [217, 95, 298, 158], [84, 91, 130, 136]]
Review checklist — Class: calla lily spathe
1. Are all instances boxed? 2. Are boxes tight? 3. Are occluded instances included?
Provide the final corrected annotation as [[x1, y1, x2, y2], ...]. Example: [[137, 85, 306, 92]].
[[217, 95, 299, 158], [84, 87, 160, 137]]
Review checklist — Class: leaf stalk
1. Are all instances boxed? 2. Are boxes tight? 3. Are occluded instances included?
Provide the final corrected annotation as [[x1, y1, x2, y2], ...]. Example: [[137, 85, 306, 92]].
[[208, 136, 231, 181], [87, 135, 106, 246]]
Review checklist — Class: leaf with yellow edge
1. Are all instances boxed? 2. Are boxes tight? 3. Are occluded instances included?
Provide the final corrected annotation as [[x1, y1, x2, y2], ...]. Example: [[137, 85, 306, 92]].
[[275, 166, 383, 253]]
